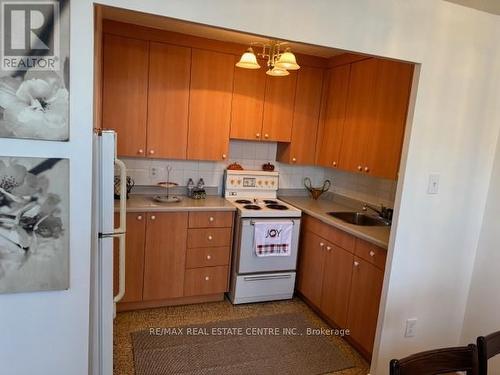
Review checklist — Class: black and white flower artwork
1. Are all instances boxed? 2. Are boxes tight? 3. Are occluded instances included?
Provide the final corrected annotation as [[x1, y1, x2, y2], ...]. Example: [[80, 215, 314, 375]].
[[0, 156, 69, 294], [0, 0, 70, 141]]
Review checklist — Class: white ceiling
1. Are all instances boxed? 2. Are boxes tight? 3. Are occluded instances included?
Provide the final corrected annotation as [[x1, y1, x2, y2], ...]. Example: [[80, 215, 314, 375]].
[[101, 6, 345, 58], [444, 0, 500, 15]]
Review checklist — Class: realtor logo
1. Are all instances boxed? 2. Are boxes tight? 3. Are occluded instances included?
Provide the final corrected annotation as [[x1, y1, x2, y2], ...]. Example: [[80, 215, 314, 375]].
[[1, 1, 60, 71]]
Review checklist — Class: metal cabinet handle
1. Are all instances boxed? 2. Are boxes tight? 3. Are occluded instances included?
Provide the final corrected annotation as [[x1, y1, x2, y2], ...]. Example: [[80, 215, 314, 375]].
[[138, 149, 144, 155], [364, 166, 370, 173], [137, 215, 143, 221], [206, 255, 211, 260], [357, 165, 362, 171], [209, 216, 214, 222], [264, 133, 269, 139], [150, 215, 156, 220], [319, 242, 325, 247], [222, 154, 227, 159], [369, 250, 375, 257], [205, 276, 210, 281], [354, 261, 360, 267], [326, 246, 332, 251], [332, 161, 337, 167], [208, 235, 213, 240], [149, 150, 155, 155], [256, 133, 260, 138], [292, 157, 297, 163]]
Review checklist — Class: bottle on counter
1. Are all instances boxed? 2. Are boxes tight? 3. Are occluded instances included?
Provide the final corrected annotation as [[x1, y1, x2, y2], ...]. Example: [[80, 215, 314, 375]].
[[187, 178, 195, 197]]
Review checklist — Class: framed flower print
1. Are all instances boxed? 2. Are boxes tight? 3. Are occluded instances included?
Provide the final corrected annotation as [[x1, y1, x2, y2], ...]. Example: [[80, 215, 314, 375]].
[[0, 0, 70, 141]]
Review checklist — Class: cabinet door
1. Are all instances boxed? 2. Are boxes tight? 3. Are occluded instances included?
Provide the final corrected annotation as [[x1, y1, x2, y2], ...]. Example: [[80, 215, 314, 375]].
[[364, 60, 413, 179], [102, 34, 148, 157], [287, 66, 324, 164], [143, 212, 188, 300], [316, 64, 351, 168], [187, 49, 234, 160], [347, 257, 384, 355], [320, 244, 354, 327], [262, 72, 297, 142], [147, 42, 191, 159], [230, 60, 266, 141], [113, 213, 146, 303], [339, 58, 378, 173], [296, 230, 326, 307]]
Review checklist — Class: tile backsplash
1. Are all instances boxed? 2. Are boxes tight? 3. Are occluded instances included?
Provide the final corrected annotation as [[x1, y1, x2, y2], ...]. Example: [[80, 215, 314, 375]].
[[123, 140, 397, 207]]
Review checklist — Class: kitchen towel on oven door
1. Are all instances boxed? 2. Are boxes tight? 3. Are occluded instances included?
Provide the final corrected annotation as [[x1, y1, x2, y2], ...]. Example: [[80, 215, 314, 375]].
[[254, 221, 293, 257]]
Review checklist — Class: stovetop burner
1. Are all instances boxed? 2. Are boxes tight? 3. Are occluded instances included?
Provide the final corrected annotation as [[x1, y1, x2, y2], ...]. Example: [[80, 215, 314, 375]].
[[244, 204, 262, 210], [266, 204, 289, 210], [263, 199, 278, 204], [235, 199, 252, 204]]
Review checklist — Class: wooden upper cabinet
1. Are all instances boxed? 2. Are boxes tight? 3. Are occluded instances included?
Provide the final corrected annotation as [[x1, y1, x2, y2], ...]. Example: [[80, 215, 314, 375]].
[[187, 49, 234, 161], [347, 257, 385, 355], [277, 66, 324, 165], [365, 60, 413, 179], [147, 42, 191, 159], [102, 34, 149, 157], [296, 230, 326, 307], [316, 64, 351, 168], [262, 72, 298, 142], [339, 58, 378, 174], [143, 212, 188, 301], [320, 244, 354, 328], [230, 60, 266, 140]]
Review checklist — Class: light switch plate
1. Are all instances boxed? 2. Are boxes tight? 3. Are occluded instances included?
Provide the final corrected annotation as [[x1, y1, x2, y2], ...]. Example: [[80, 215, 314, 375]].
[[405, 318, 417, 337], [427, 173, 440, 194]]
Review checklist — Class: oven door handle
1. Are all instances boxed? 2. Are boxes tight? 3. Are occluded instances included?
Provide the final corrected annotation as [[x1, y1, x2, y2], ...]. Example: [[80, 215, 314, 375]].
[[249, 220, 295, 226], [243, 274, 292, 282]]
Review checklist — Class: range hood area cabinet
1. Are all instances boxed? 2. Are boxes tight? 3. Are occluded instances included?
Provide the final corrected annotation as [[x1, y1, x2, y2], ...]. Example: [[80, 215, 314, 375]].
[[276, 66, 325, 165], [230, 62, 298, 143], [315, 58, 414, 180]]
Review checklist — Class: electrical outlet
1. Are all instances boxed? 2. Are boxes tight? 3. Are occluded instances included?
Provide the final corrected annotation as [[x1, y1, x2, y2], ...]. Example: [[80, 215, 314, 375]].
[[150, 167, 158, 179], [405, 318, 417, 337], [427, 173, 440, 194]]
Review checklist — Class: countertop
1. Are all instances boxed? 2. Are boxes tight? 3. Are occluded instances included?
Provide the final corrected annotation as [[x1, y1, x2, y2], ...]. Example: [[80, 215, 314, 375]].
[[279, 196, 391, 249], [115, 195, 236, 213]]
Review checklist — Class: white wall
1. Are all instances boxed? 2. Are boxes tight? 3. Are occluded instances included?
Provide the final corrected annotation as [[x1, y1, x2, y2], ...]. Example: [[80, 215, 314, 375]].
[[461, 139, 500, 373], [91, 1, 500, 374], [0, 1, 94, 375], [124, 140, 396, 205]]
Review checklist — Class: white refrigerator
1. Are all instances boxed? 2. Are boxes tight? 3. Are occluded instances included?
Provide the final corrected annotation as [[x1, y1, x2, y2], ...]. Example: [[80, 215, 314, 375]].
[[89, 130, 127, 375]]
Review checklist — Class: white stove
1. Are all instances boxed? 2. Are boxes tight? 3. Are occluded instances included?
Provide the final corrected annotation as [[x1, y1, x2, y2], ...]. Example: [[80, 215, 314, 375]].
[[224, 170, 301, 218], [224, 170, 301, 304]]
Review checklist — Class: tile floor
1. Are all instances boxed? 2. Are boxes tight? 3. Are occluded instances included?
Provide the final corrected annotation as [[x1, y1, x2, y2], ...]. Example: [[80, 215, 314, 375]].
[[114, 297, 369, 375]]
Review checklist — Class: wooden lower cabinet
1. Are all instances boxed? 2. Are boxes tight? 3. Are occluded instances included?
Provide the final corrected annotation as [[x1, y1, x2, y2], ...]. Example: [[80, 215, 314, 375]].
[[143, 212, 188, 300], [184, 266, 229, 297], [113, 212, 146, 303], [347, 257, 384, 355], [116, 210, 233, 311], [297, 214, 386, 359], [320, 245, 354, 328], [296, 230, 326, 307]]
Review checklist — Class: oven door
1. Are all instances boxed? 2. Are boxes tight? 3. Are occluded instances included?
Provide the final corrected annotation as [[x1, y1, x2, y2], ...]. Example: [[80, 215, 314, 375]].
[[236, 218, 300, 274]]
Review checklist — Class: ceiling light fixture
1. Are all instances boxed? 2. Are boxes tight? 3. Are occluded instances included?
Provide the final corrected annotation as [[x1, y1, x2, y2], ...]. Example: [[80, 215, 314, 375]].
[[235, 41, 300, 76]]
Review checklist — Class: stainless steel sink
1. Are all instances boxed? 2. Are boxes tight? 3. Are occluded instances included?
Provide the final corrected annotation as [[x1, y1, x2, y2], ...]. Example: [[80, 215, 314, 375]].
[[326, 211, 390, 226]]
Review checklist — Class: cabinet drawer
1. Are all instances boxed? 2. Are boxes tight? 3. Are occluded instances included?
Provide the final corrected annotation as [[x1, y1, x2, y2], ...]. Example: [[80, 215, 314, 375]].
[[186, 247, 230, 269], [302, 215, 355, 252], [187, 228, 232, 248], [355, 239, 387, 270], [184, 266, 228, 296], [188, 211, 234, 228]]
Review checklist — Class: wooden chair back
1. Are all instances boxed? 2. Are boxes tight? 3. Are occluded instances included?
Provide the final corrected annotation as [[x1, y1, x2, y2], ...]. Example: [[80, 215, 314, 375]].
[[389, 344, 479, 375], [478, 330, 500, 375]]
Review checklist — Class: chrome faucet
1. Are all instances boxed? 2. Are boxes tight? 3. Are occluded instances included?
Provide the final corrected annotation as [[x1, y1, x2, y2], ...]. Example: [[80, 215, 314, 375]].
[[362, 203, 392, 221]]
